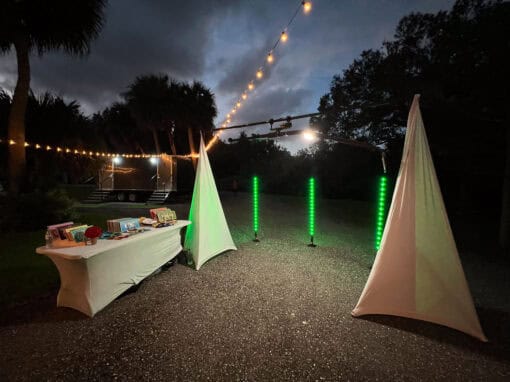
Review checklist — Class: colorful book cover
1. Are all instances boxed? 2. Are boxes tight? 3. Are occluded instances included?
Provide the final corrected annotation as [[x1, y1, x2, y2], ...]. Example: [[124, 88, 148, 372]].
[[156, 209, 176, 223], [118, 218, 140, 232], [47, 222, 74, 240], [64, 225, 89, 241]]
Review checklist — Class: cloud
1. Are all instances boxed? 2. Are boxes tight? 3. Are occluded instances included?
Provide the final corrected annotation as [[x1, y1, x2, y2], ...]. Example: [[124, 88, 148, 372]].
[[1, 0, 240, 114], [0, 0, 456, 128]]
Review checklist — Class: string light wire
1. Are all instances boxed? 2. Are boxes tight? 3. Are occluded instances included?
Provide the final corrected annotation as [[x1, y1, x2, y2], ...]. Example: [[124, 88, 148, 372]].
[[208, 0, 313, 152]]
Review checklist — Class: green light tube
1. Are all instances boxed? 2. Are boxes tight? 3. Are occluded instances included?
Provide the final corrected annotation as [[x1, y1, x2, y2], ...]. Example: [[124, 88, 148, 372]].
[[253, 176, 259, 235], [308, 177, 315, 237], [375, 175, 388, 250]]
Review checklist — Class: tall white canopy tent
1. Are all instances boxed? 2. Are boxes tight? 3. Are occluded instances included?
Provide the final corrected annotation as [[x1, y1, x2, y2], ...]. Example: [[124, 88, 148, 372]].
[[352, 95, 487, 342], [184, 135, 237, 270]]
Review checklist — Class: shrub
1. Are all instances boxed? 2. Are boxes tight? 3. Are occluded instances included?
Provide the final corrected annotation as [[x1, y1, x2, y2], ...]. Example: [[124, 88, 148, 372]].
[[0, 189, 78, 231]]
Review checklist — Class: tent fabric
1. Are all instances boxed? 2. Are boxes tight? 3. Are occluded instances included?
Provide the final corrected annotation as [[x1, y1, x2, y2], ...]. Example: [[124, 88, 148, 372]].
[[352, 95, 487, 342], [184, 135, 237, 270]]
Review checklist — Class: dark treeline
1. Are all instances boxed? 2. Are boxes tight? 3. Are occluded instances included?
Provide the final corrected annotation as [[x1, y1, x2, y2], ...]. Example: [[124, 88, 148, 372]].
[[209, 133, 381, 201], [0, 74, 217, 190], [313, 0, 510, 250]]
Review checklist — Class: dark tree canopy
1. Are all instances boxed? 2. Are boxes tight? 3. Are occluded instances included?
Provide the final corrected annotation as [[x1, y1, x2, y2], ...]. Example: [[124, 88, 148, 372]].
[[121, 74, 217, 155], [316, 0, 510, 249], [0, 0, 106, 55]]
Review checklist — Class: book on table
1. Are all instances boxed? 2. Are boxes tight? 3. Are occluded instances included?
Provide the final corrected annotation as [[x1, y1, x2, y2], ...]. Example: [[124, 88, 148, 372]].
[[106, 218, 140, 233], [47, 222, 74, 240], [64, 225, 90, 242]]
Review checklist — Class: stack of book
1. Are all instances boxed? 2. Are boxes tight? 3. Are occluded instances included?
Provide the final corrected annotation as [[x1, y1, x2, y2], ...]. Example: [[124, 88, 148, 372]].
[[107, 218, 141, 233]]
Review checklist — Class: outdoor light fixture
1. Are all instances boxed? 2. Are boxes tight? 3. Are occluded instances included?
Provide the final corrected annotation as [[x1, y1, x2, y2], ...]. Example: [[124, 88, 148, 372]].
[[149, 157, 159, 165], [253, 176, 260, 242], [256, 69, 263, 79], [308, 177, 316, 247], [242, 93, 247, 100], [267, 52, 274, 63], [112, 156, 122, 165], [281, 31, 288, 43], [375, 175, 388, 250], [302, 130, 317, 141], [303, 1, 312, 13], [248, 82, 254, 91]]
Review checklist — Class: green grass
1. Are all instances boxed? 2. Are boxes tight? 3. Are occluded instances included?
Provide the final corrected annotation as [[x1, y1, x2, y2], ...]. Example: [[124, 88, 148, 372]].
[[0, 230, 58, 307], [0, 211, 110, 308]]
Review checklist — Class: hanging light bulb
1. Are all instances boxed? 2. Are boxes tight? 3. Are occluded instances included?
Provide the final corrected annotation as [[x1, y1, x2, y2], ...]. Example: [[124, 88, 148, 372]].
[[236, 101, 241, 108], [8, 139, 15, 145], [302, 1, 312, 13], [232, 108, 236, 114], [267, 52, 274, 63], [256, 69, 263, 79], [242, 93, 247, 100], [24, 142, 29, 147], [281, 31, 288, 43], [227, 118, 231, 123], [227, 113, 231, 119], [248, 82, 254, 91]]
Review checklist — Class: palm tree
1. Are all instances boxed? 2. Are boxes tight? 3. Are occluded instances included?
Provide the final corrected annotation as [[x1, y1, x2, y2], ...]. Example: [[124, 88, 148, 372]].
[[123, 74, 172, 155], [0, 0, 106, 193]]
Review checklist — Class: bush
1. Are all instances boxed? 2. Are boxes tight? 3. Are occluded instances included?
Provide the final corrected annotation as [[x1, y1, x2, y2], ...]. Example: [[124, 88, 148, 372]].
[[0, 189, 78, 231]]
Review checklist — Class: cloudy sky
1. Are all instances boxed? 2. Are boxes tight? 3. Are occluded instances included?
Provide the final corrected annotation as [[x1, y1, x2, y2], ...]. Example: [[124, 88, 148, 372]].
[[0, 0, 454, 153]]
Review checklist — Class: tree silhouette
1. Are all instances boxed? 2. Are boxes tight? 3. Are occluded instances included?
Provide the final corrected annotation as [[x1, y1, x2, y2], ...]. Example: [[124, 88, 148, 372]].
[[122, 74, 217, 157], [0, 0, 106, 193], [317, 0, 510, 251]]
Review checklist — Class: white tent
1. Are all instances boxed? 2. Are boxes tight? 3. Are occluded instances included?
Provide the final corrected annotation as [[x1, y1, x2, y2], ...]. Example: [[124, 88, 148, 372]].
[[352, 95, 487, 342], [184, 135, 237, 270]]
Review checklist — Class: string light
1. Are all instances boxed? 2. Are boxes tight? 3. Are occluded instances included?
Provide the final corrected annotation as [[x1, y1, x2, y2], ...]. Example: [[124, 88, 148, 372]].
[[5, 2, 313, 159], [281, 30, 288, 43], [303, 1, 312, 13], [209, 0, 313, 153]]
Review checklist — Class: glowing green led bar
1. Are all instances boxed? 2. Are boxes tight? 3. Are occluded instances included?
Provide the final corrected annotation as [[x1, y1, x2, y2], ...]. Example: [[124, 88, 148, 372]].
[[253, 176, 259, 235], [308, 177, 315, 237], [375, 175, 388, 250]]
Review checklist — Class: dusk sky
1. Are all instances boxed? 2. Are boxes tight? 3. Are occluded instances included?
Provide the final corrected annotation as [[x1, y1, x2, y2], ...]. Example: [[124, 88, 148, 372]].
[[0, 0, 454, 153]]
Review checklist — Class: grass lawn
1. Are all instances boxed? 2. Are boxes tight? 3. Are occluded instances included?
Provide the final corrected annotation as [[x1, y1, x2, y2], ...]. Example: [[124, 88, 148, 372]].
[[0, 211, 110, 307]]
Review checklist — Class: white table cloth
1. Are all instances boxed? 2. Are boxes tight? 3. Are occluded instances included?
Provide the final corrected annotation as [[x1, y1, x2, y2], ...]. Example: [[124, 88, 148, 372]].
[[36, 220, 191, 316]]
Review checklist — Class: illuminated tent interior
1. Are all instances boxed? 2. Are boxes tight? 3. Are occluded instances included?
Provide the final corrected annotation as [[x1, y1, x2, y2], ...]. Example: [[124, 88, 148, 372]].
[[352, 95, 487, 342]]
